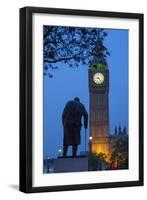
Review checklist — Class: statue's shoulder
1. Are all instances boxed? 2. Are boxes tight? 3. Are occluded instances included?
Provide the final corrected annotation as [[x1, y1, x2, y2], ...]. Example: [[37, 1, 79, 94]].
[[79, 102, 85, 109], [65, 100, 74, 107], [79, 103, 87, 113]]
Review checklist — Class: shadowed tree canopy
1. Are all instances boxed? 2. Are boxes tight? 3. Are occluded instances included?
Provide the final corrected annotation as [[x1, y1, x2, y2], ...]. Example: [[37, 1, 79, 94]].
[[110, 136, 128, 169], [43, 26, 110, 77]]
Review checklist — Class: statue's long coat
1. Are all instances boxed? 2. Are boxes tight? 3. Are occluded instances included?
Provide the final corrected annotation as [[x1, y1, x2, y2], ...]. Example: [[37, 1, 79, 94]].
[[62, 100, 88, 145]]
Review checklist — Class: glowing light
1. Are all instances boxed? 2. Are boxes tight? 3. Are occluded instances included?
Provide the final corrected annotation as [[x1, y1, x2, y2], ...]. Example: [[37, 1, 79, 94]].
[[91, 143, 110, 162], [58, 149, 62, 152], [89, 136, 93, 140]]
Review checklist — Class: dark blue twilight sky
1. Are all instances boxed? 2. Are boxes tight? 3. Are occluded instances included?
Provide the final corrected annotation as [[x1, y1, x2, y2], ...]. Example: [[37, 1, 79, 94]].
[[43, 28, 128, 158]]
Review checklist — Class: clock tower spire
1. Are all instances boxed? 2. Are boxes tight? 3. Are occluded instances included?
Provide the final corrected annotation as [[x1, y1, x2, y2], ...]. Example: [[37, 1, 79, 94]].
[[89, 63, 110, 157]]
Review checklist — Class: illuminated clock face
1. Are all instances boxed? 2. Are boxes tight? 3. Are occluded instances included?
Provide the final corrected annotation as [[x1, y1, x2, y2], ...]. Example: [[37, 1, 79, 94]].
[[93, 73, 104, 84]]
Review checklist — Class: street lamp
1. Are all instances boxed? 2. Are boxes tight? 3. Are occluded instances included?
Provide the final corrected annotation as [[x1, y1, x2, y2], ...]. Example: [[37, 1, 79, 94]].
[[58, 148, 62, 157], [89, 136, 93, 141], [89, 136, 93, 153]]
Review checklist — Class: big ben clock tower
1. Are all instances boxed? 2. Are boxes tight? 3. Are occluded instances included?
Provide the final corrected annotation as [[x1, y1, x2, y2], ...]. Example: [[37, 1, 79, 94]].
[[89, 64, 110, 156]]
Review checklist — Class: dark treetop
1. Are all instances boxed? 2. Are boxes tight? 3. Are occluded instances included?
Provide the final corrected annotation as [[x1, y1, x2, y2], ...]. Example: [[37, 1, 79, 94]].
[[43, 26, 110, 77]]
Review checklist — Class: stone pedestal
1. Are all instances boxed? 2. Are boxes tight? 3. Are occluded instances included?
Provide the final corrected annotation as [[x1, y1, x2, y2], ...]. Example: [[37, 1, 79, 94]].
[[54, 156, 88, 173]]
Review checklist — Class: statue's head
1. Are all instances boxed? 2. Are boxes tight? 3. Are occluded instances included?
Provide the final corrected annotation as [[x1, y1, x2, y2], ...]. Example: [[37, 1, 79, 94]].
[[74, 97, 80, 102]]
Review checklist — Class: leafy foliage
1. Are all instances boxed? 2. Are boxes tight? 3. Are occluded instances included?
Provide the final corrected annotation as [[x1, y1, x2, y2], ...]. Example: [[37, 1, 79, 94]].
[[88, 152, 109, 171], [43, 26, 109, 77], [110, 136, 128, 169]]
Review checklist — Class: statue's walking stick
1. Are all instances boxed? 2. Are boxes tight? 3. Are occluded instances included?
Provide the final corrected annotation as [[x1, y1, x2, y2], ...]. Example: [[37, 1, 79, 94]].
[[85, 129, 87, 154]]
